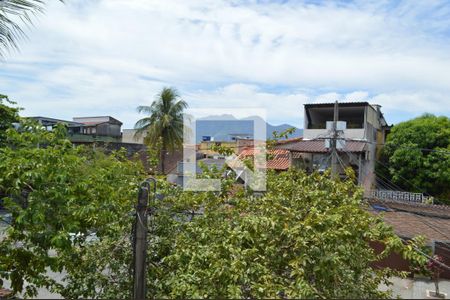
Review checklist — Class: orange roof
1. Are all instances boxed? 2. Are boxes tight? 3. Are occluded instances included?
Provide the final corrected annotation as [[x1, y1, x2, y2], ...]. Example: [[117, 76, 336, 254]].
[[233, 147, 291, 170]]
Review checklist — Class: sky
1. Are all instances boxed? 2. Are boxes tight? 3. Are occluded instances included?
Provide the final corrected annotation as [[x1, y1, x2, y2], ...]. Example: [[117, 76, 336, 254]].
[[1, 0, 450, 129]]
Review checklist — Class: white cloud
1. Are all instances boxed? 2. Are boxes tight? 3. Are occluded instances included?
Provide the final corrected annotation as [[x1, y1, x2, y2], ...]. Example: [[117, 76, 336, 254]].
[[0, 0, 450, 128]]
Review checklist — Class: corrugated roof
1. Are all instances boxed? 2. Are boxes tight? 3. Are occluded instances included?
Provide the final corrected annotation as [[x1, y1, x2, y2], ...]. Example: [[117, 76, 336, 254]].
[[73, 116, 123, 125], [282, 140, 366, 153], [28, 116, 84, 127]]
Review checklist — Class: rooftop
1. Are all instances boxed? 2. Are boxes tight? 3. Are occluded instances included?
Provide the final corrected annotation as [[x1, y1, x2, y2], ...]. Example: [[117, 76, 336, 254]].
[[233, 148, 291, 170], [304, 101, 371, 108], [73, 116, 123, 125], [368, 199, 450, 243], [28, 116, 84, 127], [279, 139, 367, 153]]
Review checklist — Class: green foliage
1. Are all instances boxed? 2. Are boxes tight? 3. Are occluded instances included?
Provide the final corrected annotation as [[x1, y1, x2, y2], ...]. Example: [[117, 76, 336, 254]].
[[209, 143, 235, 156], [34, 170, 424, 299], [0, 94, 20, 146], [0, 120, 426, 299], [380, 114, 450, 203], [271, 127, 297, 140], [0, 120, 145, 297], [147, 136, 163, 175], [149, 170, 425, 299]]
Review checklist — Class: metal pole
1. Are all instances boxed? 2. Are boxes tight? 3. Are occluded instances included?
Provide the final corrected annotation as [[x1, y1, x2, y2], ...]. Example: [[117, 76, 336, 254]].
[[331, 101, 339, 179], [133, 178, 156, 300]]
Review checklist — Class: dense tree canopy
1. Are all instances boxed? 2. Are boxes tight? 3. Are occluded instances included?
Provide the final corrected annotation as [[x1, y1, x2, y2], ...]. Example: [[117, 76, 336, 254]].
[[380, 114, 450, 203], [0, 94, 20, 146], [0, 120, 145, 297], [146, 170, 424, 299], [0, 100, 426, 298]]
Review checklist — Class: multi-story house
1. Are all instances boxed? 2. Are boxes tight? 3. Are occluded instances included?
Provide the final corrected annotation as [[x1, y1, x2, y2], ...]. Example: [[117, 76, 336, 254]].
[[71, 116, 122, 142], [279, 102, 390, 191]]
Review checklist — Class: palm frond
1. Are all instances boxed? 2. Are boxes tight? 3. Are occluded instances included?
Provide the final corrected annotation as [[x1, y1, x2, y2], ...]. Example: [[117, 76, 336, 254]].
[[0, 0, 63, 58], [135, 87, 188, 149], [133, 117, 151, 130], [136, 105, 152, 114]]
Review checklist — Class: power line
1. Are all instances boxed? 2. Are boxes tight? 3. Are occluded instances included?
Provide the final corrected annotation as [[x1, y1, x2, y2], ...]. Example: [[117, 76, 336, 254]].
[[409, 242, 450, 272], [374, 158, 430, 195], [373, 199, 450, 252], [371, 199, 450, 271], [343, 138, 450, 154]]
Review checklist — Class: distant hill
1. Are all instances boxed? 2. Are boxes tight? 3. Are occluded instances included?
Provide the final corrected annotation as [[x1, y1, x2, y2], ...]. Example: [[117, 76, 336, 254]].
[[195, 115, 302, 143]]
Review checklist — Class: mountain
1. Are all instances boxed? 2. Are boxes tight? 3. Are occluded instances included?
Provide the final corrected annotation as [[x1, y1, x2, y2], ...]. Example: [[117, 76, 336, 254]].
[[195, 115, 302, 143]]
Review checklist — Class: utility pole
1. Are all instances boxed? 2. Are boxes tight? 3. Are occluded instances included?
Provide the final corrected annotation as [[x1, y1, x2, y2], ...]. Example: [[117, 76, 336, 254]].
[[331, 101, 339, 179], [133, 178, 156, 300]]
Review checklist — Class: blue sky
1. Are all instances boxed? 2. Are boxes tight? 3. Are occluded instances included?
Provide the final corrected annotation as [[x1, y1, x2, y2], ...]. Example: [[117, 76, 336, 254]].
[[1, 0, 450, 129]]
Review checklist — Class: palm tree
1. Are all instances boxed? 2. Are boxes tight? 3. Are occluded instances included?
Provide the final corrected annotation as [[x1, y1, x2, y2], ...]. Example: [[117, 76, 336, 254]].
[[0, 0, 62, 58], [134, 87, 188, 173]]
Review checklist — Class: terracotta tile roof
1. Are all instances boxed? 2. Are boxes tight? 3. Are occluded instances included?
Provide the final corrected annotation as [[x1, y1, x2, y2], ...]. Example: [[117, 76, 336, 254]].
[[280, 139, 366, 153], [230, 148, 291, 170], [368, 199, 450, 243]]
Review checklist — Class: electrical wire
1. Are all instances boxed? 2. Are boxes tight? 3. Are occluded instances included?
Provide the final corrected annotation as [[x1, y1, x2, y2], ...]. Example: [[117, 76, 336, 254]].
[[409, 242, 450, 272], [370, 198, 450, 272]]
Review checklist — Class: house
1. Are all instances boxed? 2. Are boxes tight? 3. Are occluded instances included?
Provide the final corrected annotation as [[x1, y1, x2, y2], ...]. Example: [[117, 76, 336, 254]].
[[29, 116, 85, 135], [231, 147, 304, 171], [30, 115, 123, 143], [72, 116, 122, 142], [368, 198, 450, 280], [281, 102, 391, 191], [302, 101, 390, 155]]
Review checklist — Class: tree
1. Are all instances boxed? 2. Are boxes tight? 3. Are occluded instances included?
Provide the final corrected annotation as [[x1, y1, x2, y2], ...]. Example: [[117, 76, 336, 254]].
[[426, 255, 445, 298], [380, 114, 450, 204], [0, 119, 145, 297], [0, 94, 20, 146], [0, 0, 63, 58], [145, 169, 426, 299], [134, 87, 188, 174], [0, 119, 427, 298]]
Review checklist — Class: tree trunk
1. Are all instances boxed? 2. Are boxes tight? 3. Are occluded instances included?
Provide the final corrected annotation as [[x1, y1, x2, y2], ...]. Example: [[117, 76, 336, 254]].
[[160, 139, 166, 175]]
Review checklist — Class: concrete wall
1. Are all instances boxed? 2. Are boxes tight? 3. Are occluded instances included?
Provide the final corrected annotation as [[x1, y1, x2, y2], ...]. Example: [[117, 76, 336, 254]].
[[303, 128, 366, 140], [122, 129, 145, 144], [96, 123, 121, 137]]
